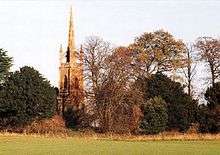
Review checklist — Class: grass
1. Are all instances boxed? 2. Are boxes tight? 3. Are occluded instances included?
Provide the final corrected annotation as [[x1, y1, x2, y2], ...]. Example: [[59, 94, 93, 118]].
[[0, 134, 219, 155]]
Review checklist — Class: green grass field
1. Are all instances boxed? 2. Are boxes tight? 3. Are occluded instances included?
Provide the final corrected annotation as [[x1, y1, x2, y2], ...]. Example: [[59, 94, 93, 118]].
[[0, 135, 219, 155]]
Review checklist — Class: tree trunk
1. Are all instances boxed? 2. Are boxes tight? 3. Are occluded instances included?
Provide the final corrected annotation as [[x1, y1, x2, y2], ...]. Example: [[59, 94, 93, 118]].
[[210, 64, 215, 87]]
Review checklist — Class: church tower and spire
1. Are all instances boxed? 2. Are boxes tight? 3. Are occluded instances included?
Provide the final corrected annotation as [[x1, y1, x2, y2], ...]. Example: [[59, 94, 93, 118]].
[[58, 7, 84, 114]]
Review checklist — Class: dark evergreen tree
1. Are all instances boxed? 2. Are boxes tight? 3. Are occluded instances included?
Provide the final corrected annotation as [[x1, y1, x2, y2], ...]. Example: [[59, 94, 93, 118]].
[[136, 73, 198, 132], [197, 83, 220, 133], [0, 66, 57, 129]]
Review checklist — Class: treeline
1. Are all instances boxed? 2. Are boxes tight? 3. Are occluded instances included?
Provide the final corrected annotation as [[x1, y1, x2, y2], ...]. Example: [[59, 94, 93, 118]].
[[0, 30, 219, 134], [78, 30, 220, 134]]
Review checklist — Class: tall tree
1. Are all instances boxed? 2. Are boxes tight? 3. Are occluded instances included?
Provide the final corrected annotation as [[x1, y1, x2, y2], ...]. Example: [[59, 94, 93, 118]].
[[195, 37, 220, 86], [0, 49, 12, 83], [96, 47, 144, 133], [129, 30, 186, 78], [83, 36, 113, 108]]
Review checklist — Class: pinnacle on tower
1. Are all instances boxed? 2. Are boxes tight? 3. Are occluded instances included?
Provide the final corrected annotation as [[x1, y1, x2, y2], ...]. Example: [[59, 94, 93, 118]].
[[79, 44, 83, 63], [67, 7, 75, 52], [59, 44, 65, 63]]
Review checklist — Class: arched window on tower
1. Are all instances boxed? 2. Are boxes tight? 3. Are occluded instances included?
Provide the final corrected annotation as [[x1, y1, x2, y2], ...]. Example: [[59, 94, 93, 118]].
[[74, 77, 79, 89], [64, 75, 68, 90], [66, 47, 70, 63]]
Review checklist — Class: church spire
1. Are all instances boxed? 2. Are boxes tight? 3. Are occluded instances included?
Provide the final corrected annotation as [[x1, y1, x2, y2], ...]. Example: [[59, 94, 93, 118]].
[[67, 7, 75, 51]]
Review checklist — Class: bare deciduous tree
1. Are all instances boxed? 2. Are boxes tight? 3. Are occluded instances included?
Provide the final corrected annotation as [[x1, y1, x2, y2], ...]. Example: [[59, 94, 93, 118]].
[[83, 36, 113, 106], [181, 44, 197, 97]]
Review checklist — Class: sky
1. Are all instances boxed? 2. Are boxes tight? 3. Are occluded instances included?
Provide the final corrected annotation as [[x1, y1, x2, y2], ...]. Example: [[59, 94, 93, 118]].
[[0, 0, 219, 87]]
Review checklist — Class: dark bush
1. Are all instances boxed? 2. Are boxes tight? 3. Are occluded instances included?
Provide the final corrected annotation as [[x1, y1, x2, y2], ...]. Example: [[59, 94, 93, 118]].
[[197, 83, 220, 133], [63, 103, 91, 130], [205, 82, 220, 110], [197, 104, 220, 133]]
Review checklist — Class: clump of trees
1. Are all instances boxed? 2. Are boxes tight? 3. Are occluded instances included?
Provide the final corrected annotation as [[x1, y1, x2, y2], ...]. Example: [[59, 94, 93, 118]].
[[194, 37, 220, 133], [0, 29, 220, 135], [80, 30, 198, 134], [136, 73, 197, 132], [79, 31, 220, 134]]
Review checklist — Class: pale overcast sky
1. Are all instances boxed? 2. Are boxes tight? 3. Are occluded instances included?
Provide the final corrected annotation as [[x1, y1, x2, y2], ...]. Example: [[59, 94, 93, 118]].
[[0, 0, 219, 87]]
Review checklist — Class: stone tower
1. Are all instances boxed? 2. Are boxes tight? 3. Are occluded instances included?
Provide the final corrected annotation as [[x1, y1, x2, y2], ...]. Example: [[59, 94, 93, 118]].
[[58, 8, 84, 114]]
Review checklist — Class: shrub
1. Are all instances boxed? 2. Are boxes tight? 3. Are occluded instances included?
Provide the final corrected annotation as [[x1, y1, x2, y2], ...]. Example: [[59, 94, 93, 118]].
[[63, 106, 83, 129], [25, 115, 67, 134], [140, 96, 168, 134]]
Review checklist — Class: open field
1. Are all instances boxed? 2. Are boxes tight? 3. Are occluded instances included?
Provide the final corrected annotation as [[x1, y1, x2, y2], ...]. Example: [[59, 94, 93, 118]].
[[0, 134, 220, 155]]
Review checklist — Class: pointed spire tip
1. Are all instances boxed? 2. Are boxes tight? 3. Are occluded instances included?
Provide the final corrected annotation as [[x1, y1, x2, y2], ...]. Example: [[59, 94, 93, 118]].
[[67, 5, 75, 51]]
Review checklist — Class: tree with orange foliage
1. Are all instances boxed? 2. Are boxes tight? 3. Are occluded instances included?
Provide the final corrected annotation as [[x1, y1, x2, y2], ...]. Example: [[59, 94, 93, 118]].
[[99, 47, 143, 133], [129, 30, 186, 78]]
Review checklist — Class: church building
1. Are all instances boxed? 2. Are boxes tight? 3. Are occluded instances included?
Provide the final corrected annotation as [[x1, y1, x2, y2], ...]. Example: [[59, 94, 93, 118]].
[[58, 8, 84, 114]]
